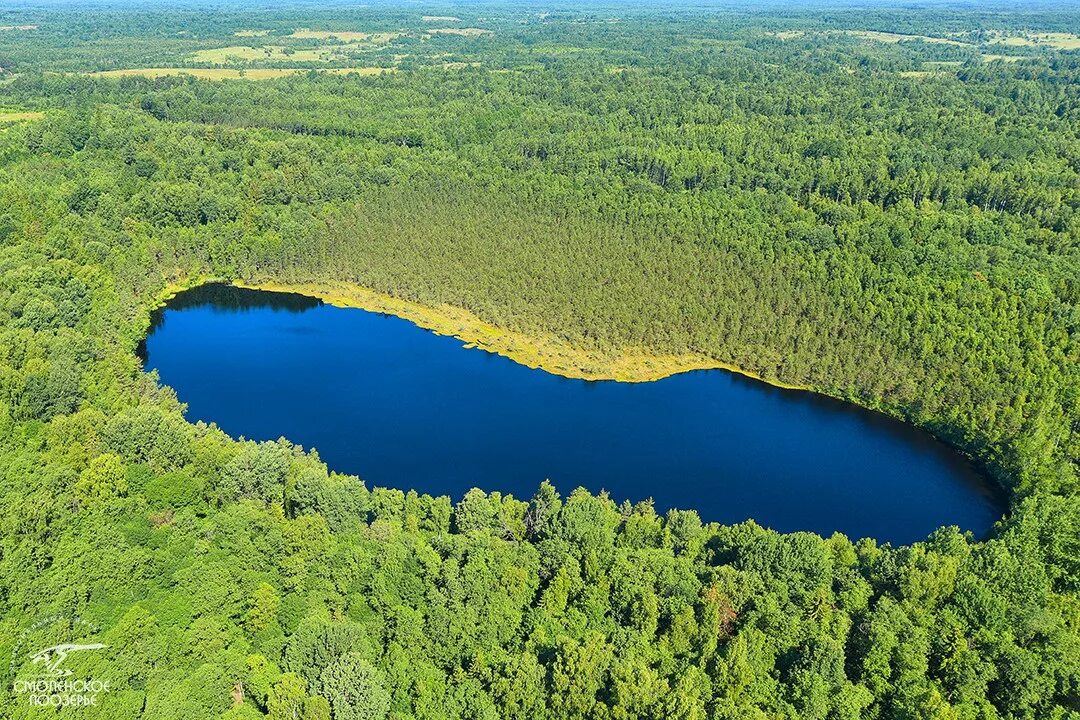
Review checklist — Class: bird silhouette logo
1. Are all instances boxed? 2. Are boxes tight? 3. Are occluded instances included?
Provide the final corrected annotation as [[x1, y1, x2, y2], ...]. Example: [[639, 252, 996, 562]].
[[29, 643, 108, 677]]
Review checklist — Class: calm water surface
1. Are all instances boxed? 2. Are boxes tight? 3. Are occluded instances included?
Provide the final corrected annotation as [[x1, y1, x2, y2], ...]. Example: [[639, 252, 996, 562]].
[[142, 284, 1004, 544]]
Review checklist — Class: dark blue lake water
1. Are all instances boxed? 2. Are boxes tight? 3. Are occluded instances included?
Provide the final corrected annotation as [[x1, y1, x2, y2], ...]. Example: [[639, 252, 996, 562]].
[[142, 284, 1004, 544]]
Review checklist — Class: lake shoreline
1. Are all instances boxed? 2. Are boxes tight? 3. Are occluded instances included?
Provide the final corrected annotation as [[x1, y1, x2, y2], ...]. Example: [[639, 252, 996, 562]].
[[143, 280, 1006, 542], [226, 278, 812, 390]]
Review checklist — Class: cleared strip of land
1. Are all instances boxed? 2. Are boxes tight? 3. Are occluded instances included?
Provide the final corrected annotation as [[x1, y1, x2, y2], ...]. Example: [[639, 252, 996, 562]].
[[86, 67, 390, 80], [427, 28, 493, 37], [323, 67, 391, 75], [988, 31, 1080, 49], [0, 110, 44, 121], [290, 29, 401, 42], [775, 28, 1079, 51], [844, 30, 969, 46], [88, 68, 306, 79], [189, 46, 330, 63]]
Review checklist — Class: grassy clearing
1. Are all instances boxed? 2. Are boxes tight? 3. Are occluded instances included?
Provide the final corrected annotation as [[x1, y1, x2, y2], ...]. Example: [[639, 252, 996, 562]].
[[87, 68, 305, 80], [87, 67, 391, 80], [422, 16, 461, 22], [845, 30, 969, 46], [189, 46, 329, 63], [981, 53, 1026, 62], [0, 110, 44, 122], [990, 31, 1080, 50], [771, 31, 805, 40], [323, 67, 393, 76], [234, 279, 806, 388], [290, 29, 400, 43], [233, 29, 270, 37], [427, 28, 493, 37]]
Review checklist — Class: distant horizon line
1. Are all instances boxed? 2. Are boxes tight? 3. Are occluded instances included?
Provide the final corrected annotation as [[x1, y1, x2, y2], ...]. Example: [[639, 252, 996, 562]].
[[4, 0, 1079, 13]]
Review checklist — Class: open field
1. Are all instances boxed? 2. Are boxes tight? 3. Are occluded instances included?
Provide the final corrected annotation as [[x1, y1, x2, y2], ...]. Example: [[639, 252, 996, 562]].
[[774, 28, 1079, 52], [323, 67, 393, 76], [189, 45, 330, 63], [86, 67, 391, 80], [844, 30, 969, 46], [909, 56, 1027, 72], [422, 16, 461, 22], [233, 29, 270, 37], [989, 31, 1080, 49], [87, 68, 307, 80], [289, 29, 401, 42], [426, 28, 493, 37], [771, 29, 972, 46], [0, 110, 44, 121]]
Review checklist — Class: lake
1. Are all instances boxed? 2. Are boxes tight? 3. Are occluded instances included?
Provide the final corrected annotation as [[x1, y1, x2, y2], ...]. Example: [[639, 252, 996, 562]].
[[141, 283, 1004, 544]]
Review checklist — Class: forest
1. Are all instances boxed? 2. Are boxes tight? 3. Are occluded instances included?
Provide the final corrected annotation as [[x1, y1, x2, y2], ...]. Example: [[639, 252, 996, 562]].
[[0, 1, 1078, 718]]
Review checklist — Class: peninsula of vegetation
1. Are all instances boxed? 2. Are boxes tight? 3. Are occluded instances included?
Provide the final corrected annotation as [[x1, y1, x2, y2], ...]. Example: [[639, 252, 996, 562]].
[[227, 279, 803, 386]]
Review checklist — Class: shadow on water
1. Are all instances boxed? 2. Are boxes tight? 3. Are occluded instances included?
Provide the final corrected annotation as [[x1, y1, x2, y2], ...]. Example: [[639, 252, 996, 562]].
[[142, 284, 1008, 545], [138, 284, 322, 361], [724, 370, 1007, 514]]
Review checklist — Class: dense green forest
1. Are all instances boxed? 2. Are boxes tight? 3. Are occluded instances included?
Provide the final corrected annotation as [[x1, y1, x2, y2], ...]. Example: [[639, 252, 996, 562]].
[[0, 2, 1078, 718]]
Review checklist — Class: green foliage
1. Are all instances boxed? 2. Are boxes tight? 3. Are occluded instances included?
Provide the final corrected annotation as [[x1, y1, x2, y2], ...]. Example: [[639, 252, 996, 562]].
[[220, 441, 290, 506], [75, 452, 128, 507], [319, 654, 390, 720]]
